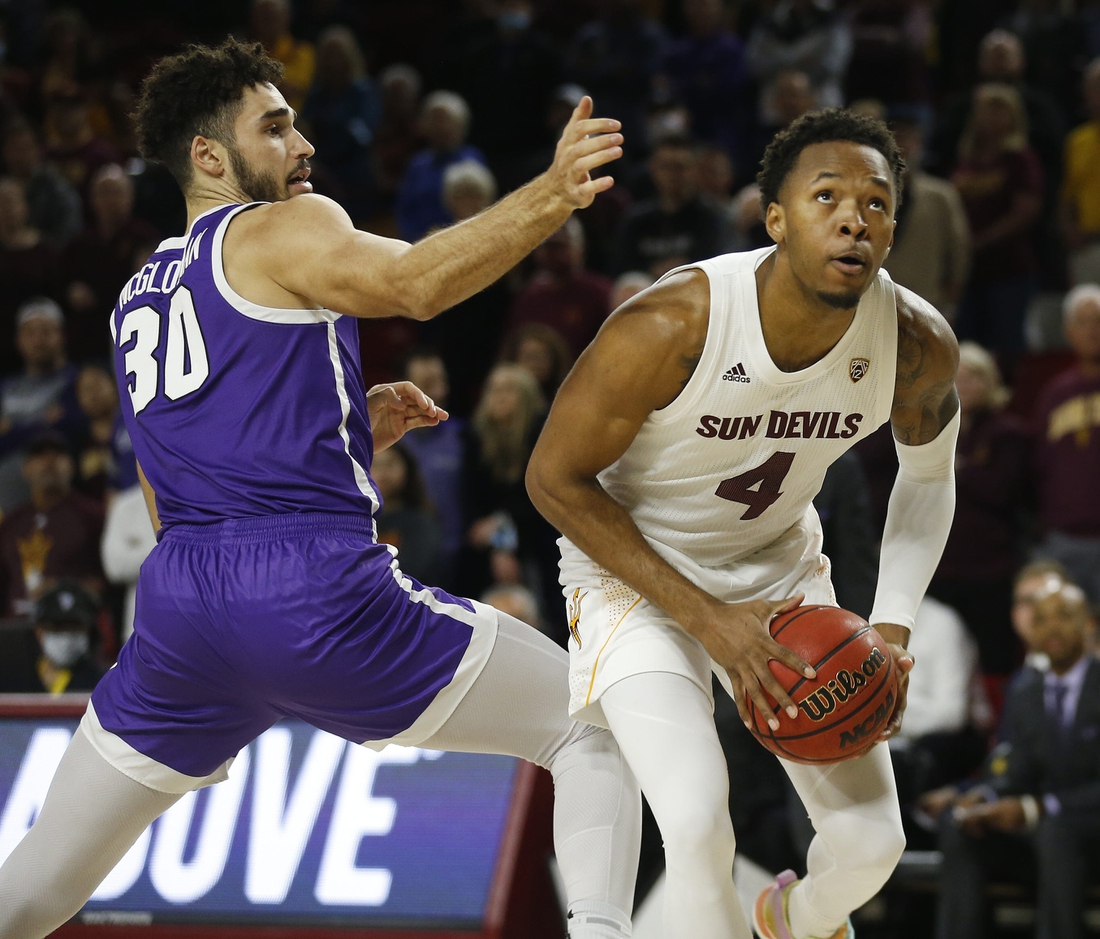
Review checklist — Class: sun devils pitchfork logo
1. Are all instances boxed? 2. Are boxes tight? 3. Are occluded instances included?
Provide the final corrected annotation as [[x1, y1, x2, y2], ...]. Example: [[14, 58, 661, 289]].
[[849, 358, 870, 383]]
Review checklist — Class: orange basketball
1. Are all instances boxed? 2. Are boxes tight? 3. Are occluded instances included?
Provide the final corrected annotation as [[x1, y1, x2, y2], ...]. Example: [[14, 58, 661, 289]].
[[747, 605, 897, 764]]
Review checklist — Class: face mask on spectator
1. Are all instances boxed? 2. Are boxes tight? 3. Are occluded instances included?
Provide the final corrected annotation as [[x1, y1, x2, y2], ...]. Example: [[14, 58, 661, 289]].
[[41, 631, 89, 667]]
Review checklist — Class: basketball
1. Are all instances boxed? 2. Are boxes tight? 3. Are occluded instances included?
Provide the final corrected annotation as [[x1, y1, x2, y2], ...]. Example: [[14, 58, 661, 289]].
[[747, 605, 898, 764]]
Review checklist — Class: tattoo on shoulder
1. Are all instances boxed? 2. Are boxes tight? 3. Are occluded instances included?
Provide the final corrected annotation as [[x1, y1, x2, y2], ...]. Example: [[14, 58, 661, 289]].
[[892, 298, 960, 446]]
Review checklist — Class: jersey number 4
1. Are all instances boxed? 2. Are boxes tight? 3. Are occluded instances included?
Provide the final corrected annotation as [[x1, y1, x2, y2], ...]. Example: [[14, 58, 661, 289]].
[[715, 451, 795, 520], [118, 286, 210, 415]]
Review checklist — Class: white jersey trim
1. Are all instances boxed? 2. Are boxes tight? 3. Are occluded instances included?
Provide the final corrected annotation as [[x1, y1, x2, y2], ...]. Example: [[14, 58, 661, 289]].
[[80, 701, 232, 793], [210, 203, 340, 325]]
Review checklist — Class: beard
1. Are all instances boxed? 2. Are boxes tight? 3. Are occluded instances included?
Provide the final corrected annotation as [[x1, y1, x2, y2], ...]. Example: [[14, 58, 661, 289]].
[[815, 287, 863, 310], [228, 147, 285, 203]]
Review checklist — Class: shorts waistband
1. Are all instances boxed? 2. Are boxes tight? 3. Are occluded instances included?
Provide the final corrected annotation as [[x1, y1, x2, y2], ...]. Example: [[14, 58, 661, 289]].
[[162, 512, 376, 545]]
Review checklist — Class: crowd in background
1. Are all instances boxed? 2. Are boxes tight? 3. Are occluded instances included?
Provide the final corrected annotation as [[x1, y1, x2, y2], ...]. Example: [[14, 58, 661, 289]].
[[0, 0, 1099, 933]]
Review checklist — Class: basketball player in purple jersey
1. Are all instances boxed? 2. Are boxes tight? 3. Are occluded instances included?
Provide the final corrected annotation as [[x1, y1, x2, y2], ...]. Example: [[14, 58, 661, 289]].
[[0, 40, 641, 939]]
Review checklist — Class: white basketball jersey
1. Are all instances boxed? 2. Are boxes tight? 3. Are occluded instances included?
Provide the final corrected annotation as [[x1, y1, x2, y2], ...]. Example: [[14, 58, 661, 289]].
[[559, 246, 898, 602]]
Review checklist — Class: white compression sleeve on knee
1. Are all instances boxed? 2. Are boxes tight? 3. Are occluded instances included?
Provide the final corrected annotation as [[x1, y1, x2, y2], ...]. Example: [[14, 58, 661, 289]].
[[868, 409, 959, 633]]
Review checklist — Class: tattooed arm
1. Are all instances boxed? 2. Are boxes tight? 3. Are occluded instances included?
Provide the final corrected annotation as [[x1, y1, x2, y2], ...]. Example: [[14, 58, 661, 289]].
[[528, 269, 818, 730], [871, 285, 961, 740]]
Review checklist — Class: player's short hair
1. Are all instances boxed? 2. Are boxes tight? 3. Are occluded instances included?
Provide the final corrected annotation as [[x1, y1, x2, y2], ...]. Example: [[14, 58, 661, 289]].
[[757, 108, 905, 214], [132, 38, 283, 187]]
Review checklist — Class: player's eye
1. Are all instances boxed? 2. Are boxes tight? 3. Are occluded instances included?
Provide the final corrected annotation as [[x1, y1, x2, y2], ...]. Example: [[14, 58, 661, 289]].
[[815, 191, 833, 203], [869, 198, 886, 211], [267, 125, 281, 136]]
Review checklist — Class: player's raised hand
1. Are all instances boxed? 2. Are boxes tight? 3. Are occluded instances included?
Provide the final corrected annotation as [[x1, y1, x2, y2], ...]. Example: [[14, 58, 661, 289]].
[[367, 381, 449, 452], [693, 594, 817, 731], [544, 96, 623, 210]]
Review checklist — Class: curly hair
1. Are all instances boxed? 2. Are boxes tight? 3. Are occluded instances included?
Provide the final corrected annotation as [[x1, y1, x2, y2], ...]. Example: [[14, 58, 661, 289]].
[[757, 109, 906, 214], [132, 38, 283, 186]]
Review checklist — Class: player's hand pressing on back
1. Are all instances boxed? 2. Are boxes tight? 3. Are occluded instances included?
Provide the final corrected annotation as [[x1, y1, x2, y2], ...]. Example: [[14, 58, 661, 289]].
[[367, 381, 448, 453], [542, 96, 623, 210], [689, 594, 817, 731]]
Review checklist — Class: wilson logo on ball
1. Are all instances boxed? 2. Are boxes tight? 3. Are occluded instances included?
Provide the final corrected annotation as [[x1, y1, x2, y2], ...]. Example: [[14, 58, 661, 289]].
[[797, 646, 887, 722]]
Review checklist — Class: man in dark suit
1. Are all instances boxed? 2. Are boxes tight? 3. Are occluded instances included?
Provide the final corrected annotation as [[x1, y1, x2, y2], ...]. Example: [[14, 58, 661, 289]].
[[931, 577, 1100, 939]]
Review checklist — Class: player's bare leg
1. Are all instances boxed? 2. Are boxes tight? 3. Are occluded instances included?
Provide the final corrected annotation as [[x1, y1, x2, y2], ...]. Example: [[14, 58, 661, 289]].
[[600, 672, 750, 939]]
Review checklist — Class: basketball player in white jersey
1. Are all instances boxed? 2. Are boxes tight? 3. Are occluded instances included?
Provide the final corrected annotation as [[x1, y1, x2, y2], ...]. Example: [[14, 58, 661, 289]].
[[528, 110, 960, 939]]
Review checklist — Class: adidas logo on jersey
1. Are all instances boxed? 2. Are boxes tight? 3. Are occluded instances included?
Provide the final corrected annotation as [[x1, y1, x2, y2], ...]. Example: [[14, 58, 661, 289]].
[[722, 363, 750, 383]]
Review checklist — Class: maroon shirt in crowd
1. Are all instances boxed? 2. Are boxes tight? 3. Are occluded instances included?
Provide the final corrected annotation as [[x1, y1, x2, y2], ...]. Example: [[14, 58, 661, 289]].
[[936, 407, 1033, 581], [0, 491, 104, 617], [951, 147, 1043, 285], [507, 270, 612, 358], [1033, 368, 1100, 537]]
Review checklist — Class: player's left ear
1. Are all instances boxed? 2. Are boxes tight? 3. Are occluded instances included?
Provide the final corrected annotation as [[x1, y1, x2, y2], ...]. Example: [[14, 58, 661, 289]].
[[764, 201, 785, 244]]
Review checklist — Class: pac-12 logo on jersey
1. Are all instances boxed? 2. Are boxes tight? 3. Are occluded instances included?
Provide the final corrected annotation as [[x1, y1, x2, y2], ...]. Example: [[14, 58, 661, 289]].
[[849, 358, 870, 383]]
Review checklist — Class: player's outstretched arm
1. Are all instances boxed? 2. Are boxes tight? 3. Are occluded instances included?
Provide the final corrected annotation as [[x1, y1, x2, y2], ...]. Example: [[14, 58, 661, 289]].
[[527, 272, 816, 731], [871, 286, 961, 741], [247, 97, 621, 320]]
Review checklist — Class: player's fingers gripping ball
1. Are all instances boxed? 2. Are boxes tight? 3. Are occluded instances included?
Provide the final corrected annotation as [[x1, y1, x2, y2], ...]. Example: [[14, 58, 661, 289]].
[[747, 605, 897, 763]]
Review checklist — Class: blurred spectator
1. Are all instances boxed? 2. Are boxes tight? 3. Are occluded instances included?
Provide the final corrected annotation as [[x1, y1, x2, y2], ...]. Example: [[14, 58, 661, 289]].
[[373, 64, 422, 206], [15, 582, 107, 694], [730, 182, 771, 251], [613, 136, 728, 276], [891, 597, 989, 802], [501, 322, 574, 401], [1012, 559, 1073, 674], [0, 299, 83, 514], [662, 0, 751, 170], [437, 1, 562, 192], [883, 118, 970, 319], [951, 83, 1043, 358], [101, 481, 155, 642], [481, 582, 542, 630], [843, 0, 932, 108], [929, 342, 1032, 676], [1032, 285, 1100, 603], [302, 26, 381, 223], [441, 159, 496, 223], [251, 0, 315, 113], [1061, 58, 1100, 286], [611, 271, 653, 310], [461, 364, 559, 624], [374, 442, 443, 586], [0, 431, 104, 618], [565, 0, 667, 152], [74, 364, 117, 501], [401, 350, 465, 588], [0, 178, 62, 374], [746, 0, 852, 124], [745, 69, 817, 177], [44, 91, 120, 199], [395, 91, 485, 242], [812, 450, 878, 619], [696, 144, 735, 214], [37, 9, 102, 105], [930, 30, 1064, 200], [507, 217, 611, 358], [60, 164, 158, 363], [931, 580, 1100, 939], [2, 122, 82, 244]]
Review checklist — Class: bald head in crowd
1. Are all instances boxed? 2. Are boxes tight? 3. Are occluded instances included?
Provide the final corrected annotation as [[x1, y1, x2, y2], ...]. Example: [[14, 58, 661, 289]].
[[1063, 284, 1100, 373], [979, 29, 1025, 83]]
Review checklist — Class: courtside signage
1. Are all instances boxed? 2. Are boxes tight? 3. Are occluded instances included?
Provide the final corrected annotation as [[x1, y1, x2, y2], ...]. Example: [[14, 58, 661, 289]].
[[0, 719, 518, 925]]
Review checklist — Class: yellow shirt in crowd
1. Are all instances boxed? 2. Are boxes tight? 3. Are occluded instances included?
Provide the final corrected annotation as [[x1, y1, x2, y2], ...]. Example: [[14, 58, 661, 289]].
[[269, 33, 315, 114], [1063, 122, 1100, 236]]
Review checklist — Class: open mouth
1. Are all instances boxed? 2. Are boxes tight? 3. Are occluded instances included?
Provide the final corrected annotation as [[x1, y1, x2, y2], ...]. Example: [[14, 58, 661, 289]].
[[831, 253, 867, 275], [287, 166, 312, 191]]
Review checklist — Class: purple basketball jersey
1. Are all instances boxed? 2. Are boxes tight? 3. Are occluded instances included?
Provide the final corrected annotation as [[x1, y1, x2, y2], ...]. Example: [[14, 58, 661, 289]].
[[111, 202, 379, 529]]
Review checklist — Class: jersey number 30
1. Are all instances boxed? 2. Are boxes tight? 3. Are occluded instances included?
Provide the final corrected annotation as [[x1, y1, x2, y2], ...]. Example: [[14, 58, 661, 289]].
[[715, 451, 795, 520], [119, 286, 210, 415]]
